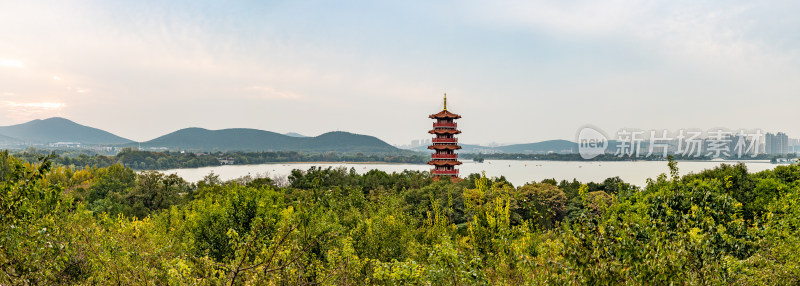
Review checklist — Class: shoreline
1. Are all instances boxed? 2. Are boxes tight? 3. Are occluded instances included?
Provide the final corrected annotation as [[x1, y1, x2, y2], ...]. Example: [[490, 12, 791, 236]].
[[151, 161, 428, 171], [274, 161, 427, 165], [153, 159, 774, 172], [161, 159, 782, 188]]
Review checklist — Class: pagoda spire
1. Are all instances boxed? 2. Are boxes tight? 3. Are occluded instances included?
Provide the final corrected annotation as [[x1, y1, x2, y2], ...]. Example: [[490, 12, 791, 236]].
[[443, 93, 447, 110]]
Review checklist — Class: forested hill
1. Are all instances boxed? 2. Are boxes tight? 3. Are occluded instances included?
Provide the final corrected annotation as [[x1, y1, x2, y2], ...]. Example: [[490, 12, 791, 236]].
[[139, 128, 409, 154], [0, 134, 21, 144], [409, 139, 582, 154], [0, 117, 133, 144], [4, 151, 800, 284], [409, 139, 620, 154], [0, 118, 409, 155], [494, 139, 578, 153]]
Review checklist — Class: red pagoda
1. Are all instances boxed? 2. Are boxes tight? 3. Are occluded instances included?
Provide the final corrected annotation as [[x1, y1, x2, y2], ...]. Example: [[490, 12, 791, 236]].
[[428, 93, 462, 180]]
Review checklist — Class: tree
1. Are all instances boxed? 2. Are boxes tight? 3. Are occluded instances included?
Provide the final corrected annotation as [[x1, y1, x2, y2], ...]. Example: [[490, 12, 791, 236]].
[[86, 164, 135, 206], [514, 183, 567, 229]]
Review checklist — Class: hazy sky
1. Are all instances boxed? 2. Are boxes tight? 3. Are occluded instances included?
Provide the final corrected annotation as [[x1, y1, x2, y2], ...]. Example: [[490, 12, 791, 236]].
[[1, 1, 799, 145]]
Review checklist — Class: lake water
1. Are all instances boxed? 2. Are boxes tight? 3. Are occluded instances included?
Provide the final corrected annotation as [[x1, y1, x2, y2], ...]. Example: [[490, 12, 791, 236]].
[[163, 159, 779, 187]]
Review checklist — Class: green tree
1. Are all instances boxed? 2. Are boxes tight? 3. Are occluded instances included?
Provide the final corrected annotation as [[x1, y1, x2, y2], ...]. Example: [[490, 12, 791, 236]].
[[514, 182, 567, 229]]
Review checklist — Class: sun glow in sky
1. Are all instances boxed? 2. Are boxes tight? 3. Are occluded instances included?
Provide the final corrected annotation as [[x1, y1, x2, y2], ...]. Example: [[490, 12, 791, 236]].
[[1, 1, 799, 144], [0, 59, 24, 68]]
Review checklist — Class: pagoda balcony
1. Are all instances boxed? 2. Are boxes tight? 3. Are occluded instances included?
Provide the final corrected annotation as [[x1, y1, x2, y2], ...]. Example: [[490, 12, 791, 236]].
[[431, 169, 459, 175], [432, 138, 458, 143], [433, 122, 457, 128], [431, 153, 458, 159]]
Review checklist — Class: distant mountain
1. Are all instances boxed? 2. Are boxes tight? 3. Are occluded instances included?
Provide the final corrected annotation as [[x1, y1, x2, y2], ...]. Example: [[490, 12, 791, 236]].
[[410, 140, 581, 154], [0, 117, 133, 145], [140, 128, 407, 154], [296, 131, 401, 153], [0, 134, 21, 145], [407, 143, 492, 153], [284, 132, 307, 138], [495, 140, 578, 154], [141, 128, 293, 151], [1, 117, 603, 156]]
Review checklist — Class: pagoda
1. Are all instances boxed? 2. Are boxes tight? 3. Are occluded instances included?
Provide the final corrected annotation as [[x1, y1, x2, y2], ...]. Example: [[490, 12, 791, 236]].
[[428, 93, 462, 180]]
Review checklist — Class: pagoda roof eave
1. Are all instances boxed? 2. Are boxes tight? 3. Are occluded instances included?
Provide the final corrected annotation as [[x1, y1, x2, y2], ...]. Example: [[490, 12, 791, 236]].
[[429, 110, 461, 119], [428, 129, 461, 134], [427, 160, 463, 166]]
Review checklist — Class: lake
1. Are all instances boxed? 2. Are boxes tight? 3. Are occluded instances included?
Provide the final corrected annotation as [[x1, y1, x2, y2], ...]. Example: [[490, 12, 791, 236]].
[[163, 159, 779, 187]]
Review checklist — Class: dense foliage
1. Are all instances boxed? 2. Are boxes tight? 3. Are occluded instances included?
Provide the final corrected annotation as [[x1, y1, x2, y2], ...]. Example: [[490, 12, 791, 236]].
[[2, 151, 800, 284]]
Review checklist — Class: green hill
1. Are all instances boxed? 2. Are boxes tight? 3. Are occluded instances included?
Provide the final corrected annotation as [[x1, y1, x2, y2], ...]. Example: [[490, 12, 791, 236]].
[[140, 128, 407, 154], [141, 128, 294, 151], [295, 131, 402, 153], [408, 140, 580, 154], [412, 144, 498, 154], [0, 117, 133, 145], [0, 134, 21, 145], [495, 140, 578, 154]]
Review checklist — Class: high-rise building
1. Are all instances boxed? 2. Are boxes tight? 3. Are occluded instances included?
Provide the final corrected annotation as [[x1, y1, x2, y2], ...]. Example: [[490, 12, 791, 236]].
[[765, 132, 790, 154], [727, 133, 750, 157], [790, 138, 800, 153], [766, 133, 776, 154], [778, 132, 789, 154]]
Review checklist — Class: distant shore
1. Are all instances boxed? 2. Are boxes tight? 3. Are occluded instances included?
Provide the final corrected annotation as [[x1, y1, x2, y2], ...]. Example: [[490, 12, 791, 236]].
[[278, 161, 426, 165]]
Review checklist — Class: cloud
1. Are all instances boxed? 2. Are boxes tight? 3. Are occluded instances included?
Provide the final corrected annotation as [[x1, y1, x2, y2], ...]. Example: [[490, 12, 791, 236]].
[[0, 1, 798, 143], [465, 1, 798, 66], [6, 102, 64, 109], [464, 0, 644, 36], [65, 86, 91, 94], [244, 86, 304, 100], [0, 58, 24, 68], [1, 101, 66, 122]]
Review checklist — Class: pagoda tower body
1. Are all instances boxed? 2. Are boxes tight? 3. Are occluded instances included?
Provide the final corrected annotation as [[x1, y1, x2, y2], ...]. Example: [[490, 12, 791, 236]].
[[428, 94, 462, 180]]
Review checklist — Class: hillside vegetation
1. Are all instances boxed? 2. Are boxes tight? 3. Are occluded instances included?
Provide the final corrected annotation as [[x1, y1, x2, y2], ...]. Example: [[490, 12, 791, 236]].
[[140, 129, 406, 153], [2, 151, 800, 284], [0, 117, 133, 144], [0, 118, 411, 156]]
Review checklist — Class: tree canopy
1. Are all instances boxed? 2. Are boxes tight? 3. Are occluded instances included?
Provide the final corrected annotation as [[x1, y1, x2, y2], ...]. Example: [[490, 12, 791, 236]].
[[2, 151, 800, 284]]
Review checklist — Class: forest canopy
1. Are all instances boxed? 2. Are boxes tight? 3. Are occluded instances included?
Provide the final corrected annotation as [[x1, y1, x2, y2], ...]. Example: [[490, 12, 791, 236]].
[[1, 151, 799, 284]]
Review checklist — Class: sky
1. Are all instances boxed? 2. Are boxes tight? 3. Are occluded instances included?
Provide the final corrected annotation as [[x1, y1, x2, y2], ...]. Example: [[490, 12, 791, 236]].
[[1, 0, 799, 145]]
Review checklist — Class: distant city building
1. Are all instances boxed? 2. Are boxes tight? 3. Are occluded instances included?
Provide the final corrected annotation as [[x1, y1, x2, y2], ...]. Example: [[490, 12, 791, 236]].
[[765, 132, 789, 154], [779, 132, 789, 154], [725, 133, 754, 157], [790, 138, 800, 153], [49, 142, 81, 148], [765, 133, 775, 154]]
